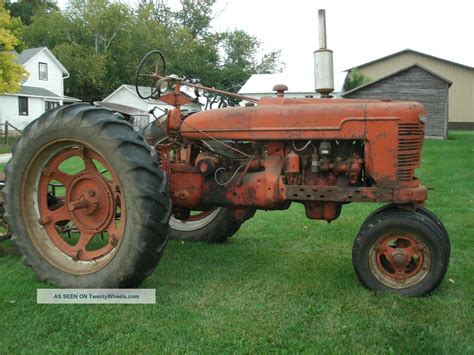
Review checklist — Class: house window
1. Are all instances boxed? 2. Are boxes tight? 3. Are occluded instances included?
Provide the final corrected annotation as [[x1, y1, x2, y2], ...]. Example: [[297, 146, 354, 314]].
[[19, 97, 29, 116], [45, 101, 59, 111], [39, 62, 48, 80]]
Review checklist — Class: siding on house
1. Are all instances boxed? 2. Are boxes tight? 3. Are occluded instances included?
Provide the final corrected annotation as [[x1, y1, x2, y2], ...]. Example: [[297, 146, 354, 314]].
[[22, 50, 65, 97], [105, 86, 151, 112], [0, 96, 46, 129], [352, 50, 474, 125], [0, 47, 79, 129], [239, 73, 320, 100], [343, 65, 451, 139], [102, 85, 202, 128]]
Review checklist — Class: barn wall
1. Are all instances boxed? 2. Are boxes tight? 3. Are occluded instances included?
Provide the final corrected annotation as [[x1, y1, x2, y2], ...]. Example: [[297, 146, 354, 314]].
[[345, 66, 449, 138], [357, 52, 473, 124]]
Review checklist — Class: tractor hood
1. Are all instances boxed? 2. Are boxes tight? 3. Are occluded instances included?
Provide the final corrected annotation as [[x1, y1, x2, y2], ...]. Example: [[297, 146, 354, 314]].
[[179, 97, 426, 141]]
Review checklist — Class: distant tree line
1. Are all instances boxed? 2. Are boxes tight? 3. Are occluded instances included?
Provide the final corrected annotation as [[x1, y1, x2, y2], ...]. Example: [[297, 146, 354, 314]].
[[1, 0, 29, 93], [3, 0, 284, 101]]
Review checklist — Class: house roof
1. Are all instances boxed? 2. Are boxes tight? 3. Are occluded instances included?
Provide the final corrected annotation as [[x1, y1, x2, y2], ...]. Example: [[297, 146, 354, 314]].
[[342, 64, 453, 97], [4, 86, 80, 101], [350, 49, 473, 72], [16, 48, 44, 64], [239, 73, 315, 94], [63, 95, 81, 102], [15, 86, 60, 98], [15, 47, 69, 76]]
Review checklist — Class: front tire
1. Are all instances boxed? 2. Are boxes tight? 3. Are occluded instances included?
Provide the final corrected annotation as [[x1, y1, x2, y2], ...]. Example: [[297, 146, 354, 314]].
[[5, 103, 171, 288], [352, 210, 450, 296]]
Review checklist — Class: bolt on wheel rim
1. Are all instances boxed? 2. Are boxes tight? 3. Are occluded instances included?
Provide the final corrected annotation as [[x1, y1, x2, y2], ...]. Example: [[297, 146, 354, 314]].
[[35, 145, 125, 264], [369, 233, 431, 289]]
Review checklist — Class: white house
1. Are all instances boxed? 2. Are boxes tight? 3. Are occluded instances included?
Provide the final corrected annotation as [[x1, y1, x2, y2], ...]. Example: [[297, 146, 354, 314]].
[[102, 84, 202, 128], [239, 73, 343, 100], [239, 73, 319, 100], [0, 47, 80, 130]]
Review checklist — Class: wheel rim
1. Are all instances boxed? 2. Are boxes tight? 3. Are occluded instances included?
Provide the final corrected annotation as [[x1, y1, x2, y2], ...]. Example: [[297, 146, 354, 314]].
[[170, 208, 221, 232], [369, 233, 430, 289], [22, 141, 125, 274]]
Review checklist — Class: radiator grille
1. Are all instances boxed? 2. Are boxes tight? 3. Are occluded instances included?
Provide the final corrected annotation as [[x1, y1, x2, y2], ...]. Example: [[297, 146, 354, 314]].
[[398, 123, 424, 181]]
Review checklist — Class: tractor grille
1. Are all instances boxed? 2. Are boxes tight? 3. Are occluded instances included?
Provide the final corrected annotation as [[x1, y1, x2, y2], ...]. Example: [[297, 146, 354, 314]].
[[398, 123, 424, 181]]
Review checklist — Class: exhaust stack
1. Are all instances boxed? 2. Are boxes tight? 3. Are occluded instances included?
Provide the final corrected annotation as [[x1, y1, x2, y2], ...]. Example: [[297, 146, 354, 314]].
[[314, 9, 334, 97]]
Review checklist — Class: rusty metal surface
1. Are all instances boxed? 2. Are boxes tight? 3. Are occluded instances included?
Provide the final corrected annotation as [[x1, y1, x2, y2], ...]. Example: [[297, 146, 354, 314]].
[[37, 146, 125, 262], [369, 232, 430, 288], [94, 101, 149, 117], [284, 185, 427, 203], [141, 70, 430, 223]]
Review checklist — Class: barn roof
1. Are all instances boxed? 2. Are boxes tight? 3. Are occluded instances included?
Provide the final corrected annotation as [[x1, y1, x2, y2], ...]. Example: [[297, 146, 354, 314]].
[[342, 64, 452, 97], [349, 49, 473, 72]]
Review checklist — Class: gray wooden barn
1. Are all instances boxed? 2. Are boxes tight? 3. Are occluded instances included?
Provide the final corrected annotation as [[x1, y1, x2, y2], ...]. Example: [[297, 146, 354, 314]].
[[342, 64, 452, 139]]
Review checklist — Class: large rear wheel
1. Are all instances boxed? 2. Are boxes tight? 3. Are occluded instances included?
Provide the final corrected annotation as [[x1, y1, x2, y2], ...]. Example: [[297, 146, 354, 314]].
[[5, 103, 171, 287]]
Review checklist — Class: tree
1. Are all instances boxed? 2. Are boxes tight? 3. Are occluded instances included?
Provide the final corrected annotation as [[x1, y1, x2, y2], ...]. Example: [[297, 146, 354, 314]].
[[5, 0, 58, 25], [175, 0, 215, 38], [23, 0, 283, 102], [215, 30, 283, 92], [343, 68, 371, 92], [0, 1, 29, 93], [26, 0, 134, 101]]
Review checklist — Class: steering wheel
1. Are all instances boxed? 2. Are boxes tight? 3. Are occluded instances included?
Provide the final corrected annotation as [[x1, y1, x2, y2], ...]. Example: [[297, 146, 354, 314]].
[[135, 50, 166, 100]]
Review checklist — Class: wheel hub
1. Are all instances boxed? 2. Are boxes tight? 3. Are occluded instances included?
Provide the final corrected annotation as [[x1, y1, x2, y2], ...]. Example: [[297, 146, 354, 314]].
[[392, 249, 410, 268], [369, 233, 429, 288], [66, 173, 114, 233]]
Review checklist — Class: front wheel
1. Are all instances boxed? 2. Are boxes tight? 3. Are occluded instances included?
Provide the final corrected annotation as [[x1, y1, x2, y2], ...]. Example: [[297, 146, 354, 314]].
[[352, 210, 450, 296], [5, 104, 171, 288]]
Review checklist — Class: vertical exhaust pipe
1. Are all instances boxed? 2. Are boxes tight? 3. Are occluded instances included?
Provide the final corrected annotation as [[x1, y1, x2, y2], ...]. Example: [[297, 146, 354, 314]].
[[318, 8, 327, 49], [314, 9, 334, 97]]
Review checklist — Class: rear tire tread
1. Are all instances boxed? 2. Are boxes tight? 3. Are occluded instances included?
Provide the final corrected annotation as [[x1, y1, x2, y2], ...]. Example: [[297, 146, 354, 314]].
[[5, 103, 171, 288]]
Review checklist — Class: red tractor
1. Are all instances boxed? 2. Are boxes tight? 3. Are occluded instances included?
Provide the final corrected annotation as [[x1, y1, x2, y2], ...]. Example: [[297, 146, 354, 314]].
[[3, 50, 449, 296]]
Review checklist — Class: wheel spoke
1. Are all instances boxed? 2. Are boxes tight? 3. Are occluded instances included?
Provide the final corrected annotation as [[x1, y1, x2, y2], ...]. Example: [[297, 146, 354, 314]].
[[74, 231, 95, 255], [82, 153, 98, 173], [42, 205, 70, 225], [49, 170, 73, 188], [401, 245, 416, 258]]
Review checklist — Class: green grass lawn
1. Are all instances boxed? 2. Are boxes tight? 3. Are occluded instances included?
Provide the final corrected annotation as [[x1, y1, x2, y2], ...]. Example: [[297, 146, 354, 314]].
[[0, 132, 473, 353]]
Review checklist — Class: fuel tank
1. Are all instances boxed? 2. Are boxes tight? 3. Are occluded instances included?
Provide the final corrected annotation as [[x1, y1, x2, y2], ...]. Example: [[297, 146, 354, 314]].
[[179, 97, 425, 141]]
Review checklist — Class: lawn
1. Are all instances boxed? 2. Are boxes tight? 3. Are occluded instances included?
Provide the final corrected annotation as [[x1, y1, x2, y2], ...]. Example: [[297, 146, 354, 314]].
[[0, 132, 473, 353]]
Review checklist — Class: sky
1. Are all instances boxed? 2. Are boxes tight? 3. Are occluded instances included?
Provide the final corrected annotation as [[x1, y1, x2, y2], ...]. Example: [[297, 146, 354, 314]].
[[57, 0, 474, 91]]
